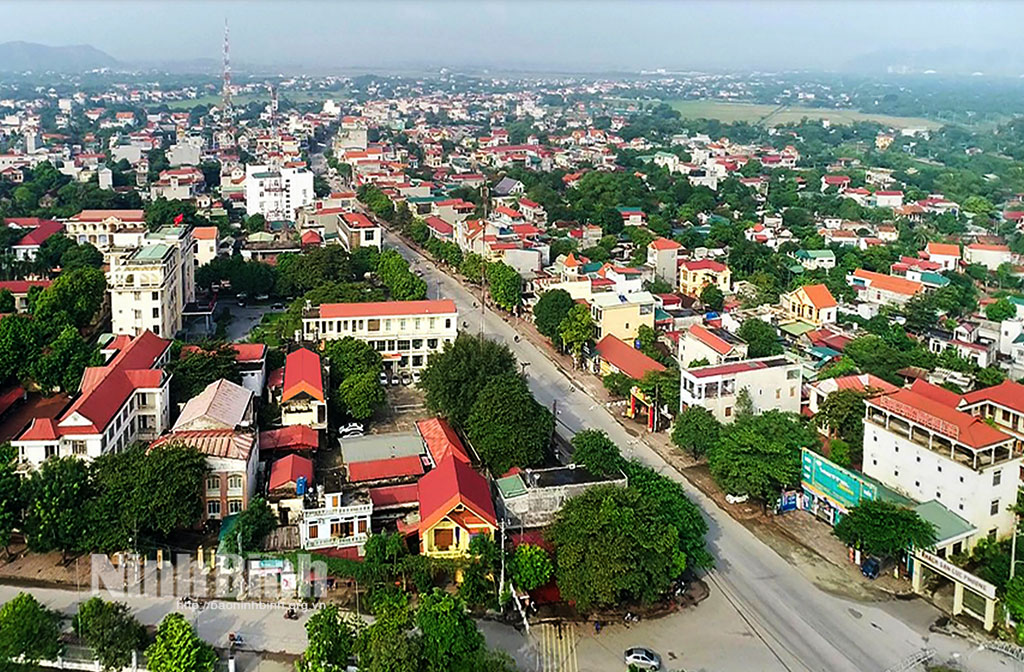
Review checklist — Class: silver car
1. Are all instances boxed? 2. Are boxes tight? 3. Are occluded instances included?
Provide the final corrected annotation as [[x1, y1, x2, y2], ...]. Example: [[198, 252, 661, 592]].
[[623, 647, 661, 670]]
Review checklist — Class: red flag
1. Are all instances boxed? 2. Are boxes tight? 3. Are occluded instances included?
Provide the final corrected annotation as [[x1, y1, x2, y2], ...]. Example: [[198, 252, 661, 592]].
[[173, 213, 184, 225]]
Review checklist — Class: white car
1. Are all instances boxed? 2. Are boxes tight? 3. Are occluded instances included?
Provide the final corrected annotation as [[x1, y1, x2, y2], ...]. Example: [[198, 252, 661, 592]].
[[412, 371, 421, 385], [339, 425, 364, 439], [623, 647, 661, 670], [379, 372, 389, 386]]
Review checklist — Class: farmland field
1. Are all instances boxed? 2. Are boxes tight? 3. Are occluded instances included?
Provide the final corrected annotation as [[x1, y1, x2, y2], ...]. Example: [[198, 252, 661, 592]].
[[663, 100, 943, 130]]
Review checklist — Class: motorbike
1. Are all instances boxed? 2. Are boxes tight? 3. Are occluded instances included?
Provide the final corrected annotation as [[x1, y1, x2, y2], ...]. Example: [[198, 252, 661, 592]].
[[284, 608, 299, 620]]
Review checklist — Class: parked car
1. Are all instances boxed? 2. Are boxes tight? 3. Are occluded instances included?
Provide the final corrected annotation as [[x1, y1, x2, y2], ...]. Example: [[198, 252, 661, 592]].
[[271, 302, 285, 310], [401, 372, 412, 386], [623, 648, 661, 670], [339, 423, 364, 439], [861, 557, 881, 580], [412, 371, 421, 385], [391, 374, 401, 386], [255, 294, 270, 302], [379, 372, 389, 386]]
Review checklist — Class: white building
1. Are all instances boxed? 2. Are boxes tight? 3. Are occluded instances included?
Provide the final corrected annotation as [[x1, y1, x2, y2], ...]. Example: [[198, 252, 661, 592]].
[[108, 226, 196, 338], [848, 269, 924, 307], [244, 164, 314, 220], [863, 381, 1020, 545], [964, 244, 1012, 271], [66, 209, 147, 253], [12, 331, 172, 469], [679, 356, 802, 423], [338, 212, 382, 252], [303, 299, 458, 373], [193, 226, 219, 268], [300, 490, 373, 551]]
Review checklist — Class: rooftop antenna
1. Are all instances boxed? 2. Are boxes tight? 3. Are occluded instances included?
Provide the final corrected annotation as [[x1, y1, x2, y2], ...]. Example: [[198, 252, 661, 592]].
[[221, 18, 232, 123]]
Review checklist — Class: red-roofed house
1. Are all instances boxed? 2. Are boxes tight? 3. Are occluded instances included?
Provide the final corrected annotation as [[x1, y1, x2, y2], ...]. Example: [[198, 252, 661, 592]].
[[425, 216, 454, 240], [593, 334, 666, 380], [924, 242, 961, 271], [848, 269, 924, 306], [965, 243, 1012, 271], [260, 425, 319, 453], [416, 417, 471, 466], [338, 212, 382, 252], [781, 284, 837, 326], [418, 455, 497, 558], [680, 324, 748, 367], [647, 237, 682, 287], [280, 348, 327, 430], [679, 259, 731, 297], [11, 220, 63, 261], [269, 454, 314, 494], [959, 380, 1024, 442], [192, 226, 219, 267], [66, 209, 146, 251], [864, 386, 1020, 553], [0, 280, 51, 312], [14, 331, 172, 468]]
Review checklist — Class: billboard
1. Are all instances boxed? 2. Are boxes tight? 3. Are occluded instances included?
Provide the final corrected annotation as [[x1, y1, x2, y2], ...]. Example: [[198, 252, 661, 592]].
[[801, 448, 877, 512]]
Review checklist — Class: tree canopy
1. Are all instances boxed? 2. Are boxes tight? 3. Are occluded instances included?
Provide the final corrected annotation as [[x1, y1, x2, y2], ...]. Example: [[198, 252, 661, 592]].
[[145, 613, 217, 672], [0, 592, 63, 665], [420, 334, 518, 428], [833, 500, 936, 558], [736, 318, 782, 358], [533, 289, 574, 342], [465, 372, 553, 474], [671, 406, 722, 459]]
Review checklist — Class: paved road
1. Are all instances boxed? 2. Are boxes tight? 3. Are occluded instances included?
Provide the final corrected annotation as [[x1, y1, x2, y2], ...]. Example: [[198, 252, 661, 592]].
[[388, 230, 1014, 672], [226, 304, 285, 342]]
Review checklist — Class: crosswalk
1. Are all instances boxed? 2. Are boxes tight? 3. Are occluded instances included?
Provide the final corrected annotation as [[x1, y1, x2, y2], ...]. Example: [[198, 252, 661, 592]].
[[534, 622, 580, 672]]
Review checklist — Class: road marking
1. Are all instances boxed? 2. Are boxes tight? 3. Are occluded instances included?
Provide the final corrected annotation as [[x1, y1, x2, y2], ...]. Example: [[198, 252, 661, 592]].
[[535, 622, 578, 672]]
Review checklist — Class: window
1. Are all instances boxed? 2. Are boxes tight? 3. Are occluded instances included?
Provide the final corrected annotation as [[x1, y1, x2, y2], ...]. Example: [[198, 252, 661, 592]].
[[412, 339, 423, 349], [367, 319, 380, 332], [228, 499, 243, 515], [916, 456, 920, 463], [724, 407, 732, 417], [70, 440, 87, 455], [151, 291, 159, 300], [308, 523, 318, 539], [445, 319, 452, 329], [152, 307, 160, 318], [991, 499, 1001, 516], [427, 338, 438, 349], [775, 389, 780, 400], [994, 470, 1002, 487], [228, 475, 244, 491], [989, 528, 998, 542], [207, 475, 221, 492], [787, 369, 800, 380], [364, 230, 375, 241], [207, 500, 221, 518]]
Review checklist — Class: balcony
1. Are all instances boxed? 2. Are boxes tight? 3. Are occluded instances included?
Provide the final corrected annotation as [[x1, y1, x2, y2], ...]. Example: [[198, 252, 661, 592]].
[[303, 533, 368, 550], [302, 502, 373, 519]]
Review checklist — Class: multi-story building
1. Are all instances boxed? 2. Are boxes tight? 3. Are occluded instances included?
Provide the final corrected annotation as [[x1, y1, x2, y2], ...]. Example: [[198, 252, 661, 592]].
[[337, 212, 382, 252], [646, 238, 682, 287], [299, 490, 373, 551], [848, 268, 923, 307], [192, 226, 219, 268], [280, 348, 328, 430], [793, 249, 836, 271], [863, 381, 1020, 544], [780, 284, 838, 326], [303, 300, 458, 373], [13, 331, 172, 468], [680, 324, 747, 367], [680, 356, 802, 423], [965, 243, 1012, 271], [244, 164, 314, 220], [149, 167, 204, 201], [679, 259, 731, 298], [66, 209, 147, 253], [589, 291, 655, 342], [108, 226, 196, 338]]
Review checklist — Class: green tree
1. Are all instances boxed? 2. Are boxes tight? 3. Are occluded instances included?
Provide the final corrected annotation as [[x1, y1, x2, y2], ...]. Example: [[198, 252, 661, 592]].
[[324, 336, 383, 385], [0, 314, 40, 384], [73, 598, 146, 672], [570, 429, 624, 477], [623, 461, 712, 569], [533, 289, 574, 342], [548, 485, 684, 611], [708, 411, 816, 503], [34, 267, 107, 333], [0, 290, 14, 313], [833, 500, 936, 558], [736, 318, 782, 358], [296, 604, 359, 672], [356, 591, 420, 672], [145, 613, 216, 672], [558, 304, 594, 364], [466, 373, 553, 474], [30, 326, 101, 394], [829, 438, 852, 468], [671, 406, 721, 458], [460, 253, 486, 285], [986, 298, 1016, 322], [700, 284, 725, 311], [416, 589, 484, 672], [226, 496, 277, 553], [23, 456, 92, 560], [977, 366, 1007, 388], [338, 370, 386, 420], [815, 388, 868, 450], [0, 443, 20, 555], [420, 334, 517, 428], [486, 262, 522, 312], [0, 592, 63, 665], [60, 243, 103, 271], [602, 372, 635, 397], [165, 344, 242, 403], [511, 544, 553, 591], [245, 213, 267, 233]]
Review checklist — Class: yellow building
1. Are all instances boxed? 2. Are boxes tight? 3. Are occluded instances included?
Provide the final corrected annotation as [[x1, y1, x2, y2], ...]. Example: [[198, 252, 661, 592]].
[[590, 291, 656, 342], [679, 260, 731, 298], [780, 284, 838, 326], [418, 455, 497, 558]]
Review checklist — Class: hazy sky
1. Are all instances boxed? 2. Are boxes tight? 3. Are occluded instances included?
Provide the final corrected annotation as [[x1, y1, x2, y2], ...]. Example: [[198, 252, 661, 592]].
[[4, 0, 1022, 72]]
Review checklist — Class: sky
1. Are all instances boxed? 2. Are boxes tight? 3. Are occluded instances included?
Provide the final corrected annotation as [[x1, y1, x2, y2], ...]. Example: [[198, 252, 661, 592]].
[[3, 0, 1022, 73]]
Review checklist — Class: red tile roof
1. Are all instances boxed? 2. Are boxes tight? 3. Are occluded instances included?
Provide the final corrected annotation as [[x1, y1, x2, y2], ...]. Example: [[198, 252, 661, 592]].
[[852, 269, 924, 297], [649, 237, 682, 251], [269, 454, 314, 490], [259, 425, 318, 452], [369, 483, 420, 508], [19, 417, 58, 441], [319, 299, 456, 319], [688, 324, 734, 356], [13, 221, 63, 247], [926, 242, 960, 257], [425, 216, 453, 235], [960, 380, 1024, 415], [418, 455, 497, 534], [909, 379, 962, 408], [192, 226, 218, 241], [0, 280, 51, 294], [871, 386, 1009, 449], [70, 209, 145, 222], [800, 284, 837, 310], [416, 417, 471, 465], [680, 259, 728, 273], [150, 429, 256, 461], [283, 348, 323, 403], [347, 455, 424, 482], [341, 212, 376, 229], [594, 334, 666, 380]]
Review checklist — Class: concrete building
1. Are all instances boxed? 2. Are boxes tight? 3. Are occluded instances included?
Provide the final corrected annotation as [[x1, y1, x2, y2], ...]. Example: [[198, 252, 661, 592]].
[[848, 269, 923, 307], [300, 490, 373, 551], [280, 348, 327, 431], [13, 332, 172, 468], [679, 259, 731, 298], [495, 464, 629, 528], [192, 226, 219, 268], [338, 212, 382, 252], [590, 291, 655, 342], [244, 164, 314, 220], [793, 249, 836, 271], [680, 356, 802, 423], [303, 300, 458, 373], [780, 284, 838, 326], [863, 381, 1020, 544], [66, 209, 146, 253], [680, 324, 747, 367], [965, 243, 1012, 271], [108, 226, 196, 338]]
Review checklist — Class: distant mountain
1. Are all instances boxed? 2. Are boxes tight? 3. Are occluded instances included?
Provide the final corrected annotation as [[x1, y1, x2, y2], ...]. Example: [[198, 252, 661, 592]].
[[842, 47, 1020, 77], [0, 41, 119, 72]]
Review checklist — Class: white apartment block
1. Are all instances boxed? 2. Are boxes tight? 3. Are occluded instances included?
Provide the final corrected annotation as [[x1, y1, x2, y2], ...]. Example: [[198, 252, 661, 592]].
[[300, 491, 373, 551], [863, 383, 1020, 546], [108, 226, 196, 338], [12, 331, 172, 469], [679, 356, 802, 423], [303, 299, 458, 373], [244, 164, 314, 220]]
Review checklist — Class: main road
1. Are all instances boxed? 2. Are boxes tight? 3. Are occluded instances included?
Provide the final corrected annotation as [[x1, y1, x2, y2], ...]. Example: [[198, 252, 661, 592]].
[[386, 229, 1011, 672]]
